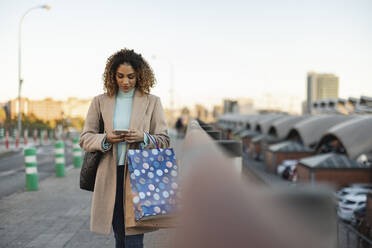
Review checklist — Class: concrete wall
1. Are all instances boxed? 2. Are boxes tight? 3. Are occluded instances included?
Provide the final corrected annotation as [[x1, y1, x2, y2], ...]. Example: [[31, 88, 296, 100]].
[[314, 169, 372, 189], [265, 151, 314, 173], [249, 142, 261, 159], [265, 151, 274, 171], [297, 166, 372, 189], [297, 164, 311, 182], [242, 136, 254, 153]]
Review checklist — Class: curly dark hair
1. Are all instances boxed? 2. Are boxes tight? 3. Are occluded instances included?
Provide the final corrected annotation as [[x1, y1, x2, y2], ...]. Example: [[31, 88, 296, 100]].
[[103, 49, 156, 97]]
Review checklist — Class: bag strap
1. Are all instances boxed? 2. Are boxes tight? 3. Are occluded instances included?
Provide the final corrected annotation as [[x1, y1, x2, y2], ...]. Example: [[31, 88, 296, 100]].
[[145, 132, 160, 150]]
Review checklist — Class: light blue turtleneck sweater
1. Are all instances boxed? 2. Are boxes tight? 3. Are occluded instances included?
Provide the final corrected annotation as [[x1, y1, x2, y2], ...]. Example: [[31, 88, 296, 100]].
[[102, 88, 148, 166]]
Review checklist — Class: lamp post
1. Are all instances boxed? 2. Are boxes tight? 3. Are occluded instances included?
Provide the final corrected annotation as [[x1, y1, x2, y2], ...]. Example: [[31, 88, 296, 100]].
[[17, 4, 50, 136], [151, 55, 175, 123]]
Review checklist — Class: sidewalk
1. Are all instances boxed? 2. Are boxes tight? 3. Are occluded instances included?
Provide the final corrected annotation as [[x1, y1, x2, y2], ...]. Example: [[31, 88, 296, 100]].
[[0, 147, 22, 158], [0, 135, 266, 248], [0, 166, 174, 248], [0, 140, 54, 158], [0, 136, 181, 248]]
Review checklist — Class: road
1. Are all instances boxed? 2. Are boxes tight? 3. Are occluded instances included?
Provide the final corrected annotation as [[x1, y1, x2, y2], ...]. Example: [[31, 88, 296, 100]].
[[0, 142, 74, 199]]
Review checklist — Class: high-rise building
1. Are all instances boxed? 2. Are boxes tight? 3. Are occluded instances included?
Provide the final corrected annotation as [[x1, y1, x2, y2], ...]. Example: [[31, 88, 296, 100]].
[[306, 72, 339, 114], [222, 98, 255, 115], [223, 99, 239, 114], [194, 104, 209, 122], [212, 105, 223, 120]]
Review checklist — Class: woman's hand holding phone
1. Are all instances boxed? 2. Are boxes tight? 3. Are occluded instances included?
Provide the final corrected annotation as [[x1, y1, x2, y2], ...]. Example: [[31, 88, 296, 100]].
[[106, 130, 129, 143], [124, 129, 144, 143], [106, 129, 144, 144]]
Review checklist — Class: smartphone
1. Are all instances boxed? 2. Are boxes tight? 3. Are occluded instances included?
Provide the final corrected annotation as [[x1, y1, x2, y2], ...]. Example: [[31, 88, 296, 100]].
[[113, 129, 130, 135]]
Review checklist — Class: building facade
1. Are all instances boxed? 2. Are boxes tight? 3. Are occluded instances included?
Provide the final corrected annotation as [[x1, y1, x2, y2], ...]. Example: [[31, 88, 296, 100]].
[[62, 97, 91, 119], [212, 105, 223, 121], [237, 98, 255, 114], [8, 97, 92, 122], [194, 104, 209, 123], [306, 72, 339, 114], [223, 99, 239, 114], [29, 98, 63, 121]]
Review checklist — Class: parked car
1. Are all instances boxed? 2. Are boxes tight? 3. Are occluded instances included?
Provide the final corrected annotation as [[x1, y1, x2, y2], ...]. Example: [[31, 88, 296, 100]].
[[351, 206, 366, 226], [349, 183, 372, 190], [334, 186, 372, 203], [276, 160, 297, 182], [337, 194, 367, 222], [277, 160, 297, 176], [283, 166, 297, 182]]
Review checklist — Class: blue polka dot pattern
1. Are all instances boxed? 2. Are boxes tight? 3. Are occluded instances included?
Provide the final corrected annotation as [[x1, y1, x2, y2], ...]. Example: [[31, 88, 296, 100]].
[[127, 147, 179, 221]]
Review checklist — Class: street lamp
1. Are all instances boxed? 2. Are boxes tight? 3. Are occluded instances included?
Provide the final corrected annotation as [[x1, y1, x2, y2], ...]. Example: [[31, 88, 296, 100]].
[[17, 4, 51, 137]]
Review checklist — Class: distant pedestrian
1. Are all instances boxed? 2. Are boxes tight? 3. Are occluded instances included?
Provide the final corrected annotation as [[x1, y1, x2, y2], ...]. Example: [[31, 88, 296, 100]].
[[79, 49, 170, 248], [175, 116, 185, 138], [226, 129, 233, 140]]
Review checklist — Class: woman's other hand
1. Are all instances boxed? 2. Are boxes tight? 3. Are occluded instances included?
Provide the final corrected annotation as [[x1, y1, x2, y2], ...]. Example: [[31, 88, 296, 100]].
[[124, 129, 144, 143], [106, 131, 126, 144]]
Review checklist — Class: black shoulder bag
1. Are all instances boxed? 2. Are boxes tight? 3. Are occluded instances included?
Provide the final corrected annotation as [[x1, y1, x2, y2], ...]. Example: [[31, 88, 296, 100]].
[[80, 112, 104, 191]]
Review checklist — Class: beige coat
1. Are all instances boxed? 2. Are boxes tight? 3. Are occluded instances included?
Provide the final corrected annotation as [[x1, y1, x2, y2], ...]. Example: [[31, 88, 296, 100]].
[[79, 89, 170, 235]]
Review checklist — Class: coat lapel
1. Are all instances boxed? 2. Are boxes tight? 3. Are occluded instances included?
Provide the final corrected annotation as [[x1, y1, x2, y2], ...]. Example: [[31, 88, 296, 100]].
[[102, 95, 116, 163], [129, 89, 149, 130], [104, 95, 115, 132]]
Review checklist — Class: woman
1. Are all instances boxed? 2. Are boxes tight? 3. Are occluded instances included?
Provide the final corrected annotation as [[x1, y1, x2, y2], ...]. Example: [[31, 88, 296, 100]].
[[79, 49, 170, 248]]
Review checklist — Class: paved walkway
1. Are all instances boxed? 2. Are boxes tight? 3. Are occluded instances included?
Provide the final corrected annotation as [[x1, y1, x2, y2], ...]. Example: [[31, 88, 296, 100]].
[[0, 135, 281, 248], [0, 147, 22, 158], [0, 140, 58, 158], [0, 166, 175, 248], [0, 136, 180, 248]]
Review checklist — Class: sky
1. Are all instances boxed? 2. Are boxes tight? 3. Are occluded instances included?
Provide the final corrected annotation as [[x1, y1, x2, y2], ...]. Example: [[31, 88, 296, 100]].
[[0, 0, 371, 113]]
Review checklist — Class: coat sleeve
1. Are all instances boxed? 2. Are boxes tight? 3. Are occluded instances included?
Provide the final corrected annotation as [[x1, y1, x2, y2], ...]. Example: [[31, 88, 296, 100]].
[[149, 97, 170, 148], [79, 96, 107, 152]]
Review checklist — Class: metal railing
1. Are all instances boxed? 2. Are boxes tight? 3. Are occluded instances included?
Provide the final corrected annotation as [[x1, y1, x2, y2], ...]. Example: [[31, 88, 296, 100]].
[[338, 220, 372, 248], [183, 120, 339, 247]]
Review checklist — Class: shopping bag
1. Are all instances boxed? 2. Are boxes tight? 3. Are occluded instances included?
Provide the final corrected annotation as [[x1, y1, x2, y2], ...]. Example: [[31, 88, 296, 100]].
[[127, 133, 179, 225]]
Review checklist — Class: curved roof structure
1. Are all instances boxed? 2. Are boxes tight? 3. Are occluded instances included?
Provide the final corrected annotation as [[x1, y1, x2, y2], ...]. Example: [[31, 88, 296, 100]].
[[244, 115, 267, 130], [218, 113, 240, 122], [316, 116, 372, 160], [251, 134, 281, 144], [236, 114, 259, 129], [217, 114, 240, 129], [287, 115, 355, 147], [268, 115, 310, 139], [218, 114, 258, 130], [239, 129, 259, 138], [299, 153, 369, 169], [254, 114, 286, 134], [269, 141, 313, 153]]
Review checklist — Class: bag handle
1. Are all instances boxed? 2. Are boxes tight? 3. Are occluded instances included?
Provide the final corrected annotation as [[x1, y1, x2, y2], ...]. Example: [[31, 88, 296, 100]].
[[145, 132, 160, 151]]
